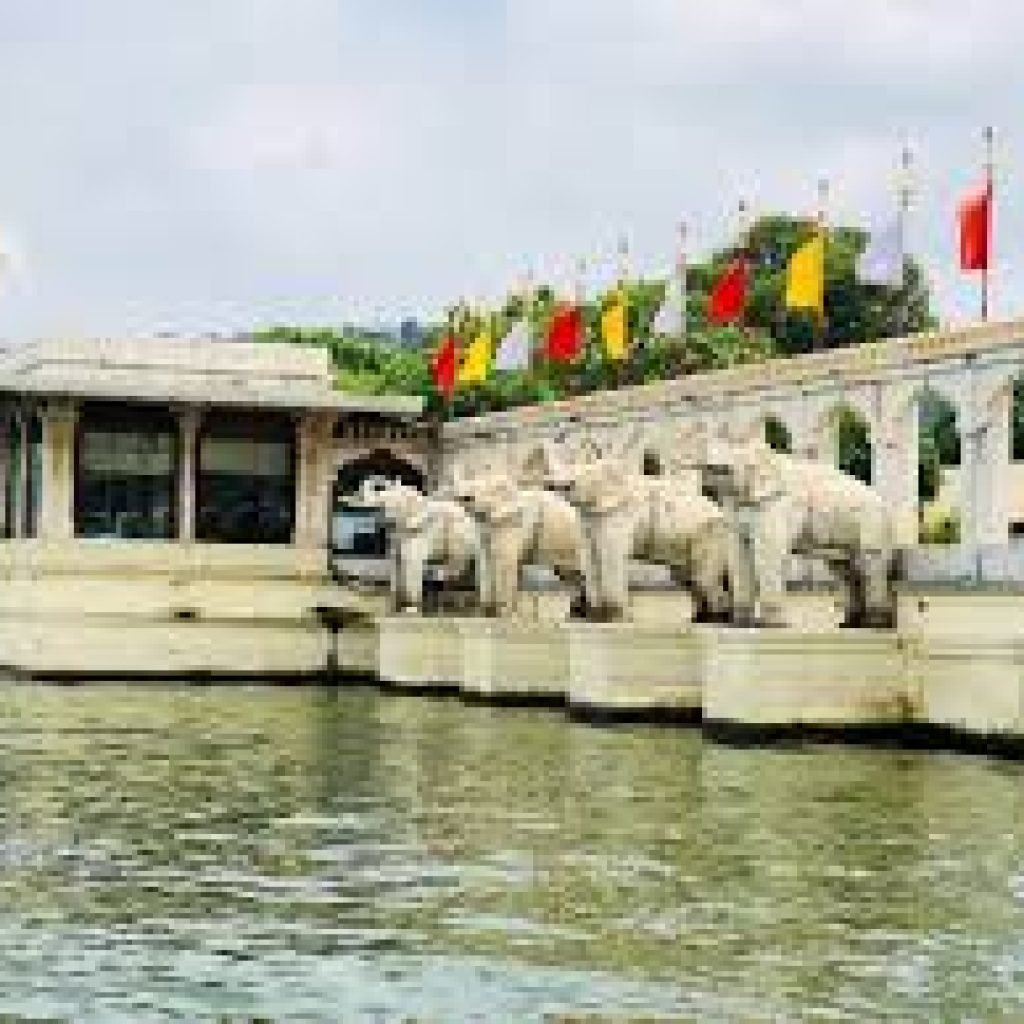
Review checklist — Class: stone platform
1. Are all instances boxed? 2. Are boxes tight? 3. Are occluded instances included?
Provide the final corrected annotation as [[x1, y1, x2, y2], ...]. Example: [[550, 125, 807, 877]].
[[343, 587, 1024, 757], [566, 622, 703, 720]]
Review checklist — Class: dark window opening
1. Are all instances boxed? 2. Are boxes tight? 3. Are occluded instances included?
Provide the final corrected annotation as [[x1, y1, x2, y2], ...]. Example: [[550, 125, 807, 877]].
[[75, 403, 178, 539], [197, 411, 296, 545]]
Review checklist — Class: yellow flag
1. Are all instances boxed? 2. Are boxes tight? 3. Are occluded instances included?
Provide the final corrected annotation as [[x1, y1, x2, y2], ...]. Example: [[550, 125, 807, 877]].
[[600, 287, 628, 361], [457, 323, 492, 385], [785, 232, 825, 313]]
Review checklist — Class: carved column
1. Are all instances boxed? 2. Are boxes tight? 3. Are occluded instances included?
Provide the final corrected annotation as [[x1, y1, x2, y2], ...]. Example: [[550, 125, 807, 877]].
[[294, 411, 336, 550], [177, 407, 201, 542], [12, 410, 28, 539], [38, 400, 77, 540], [0, 412, 10, 539], [875, 384, 918, 547], [971, 376, 1012, 547]]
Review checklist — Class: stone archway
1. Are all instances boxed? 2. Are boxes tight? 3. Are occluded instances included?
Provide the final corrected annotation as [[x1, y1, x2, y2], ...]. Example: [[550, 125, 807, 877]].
[[911, 387, 963, 545], [332, 448, 426, 561], [763, 414, 793, 454], [335, 447, 426, 497], [811, 403, 874, 484]]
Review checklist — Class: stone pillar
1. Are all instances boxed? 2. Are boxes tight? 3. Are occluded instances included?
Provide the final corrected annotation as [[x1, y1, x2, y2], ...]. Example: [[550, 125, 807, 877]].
[[876, 386, 918, 547], [0, 413, 10, 539], [969, 381, 1012, 547], [294, 412, 336, 550], [177, 407, 201, 542], [38, 400, 77, 540], [12, 411, 28, 539]]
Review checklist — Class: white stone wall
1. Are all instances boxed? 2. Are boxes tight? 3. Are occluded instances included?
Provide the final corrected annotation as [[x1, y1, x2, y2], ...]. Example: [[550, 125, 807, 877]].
[[441, 318, 1024, 553]]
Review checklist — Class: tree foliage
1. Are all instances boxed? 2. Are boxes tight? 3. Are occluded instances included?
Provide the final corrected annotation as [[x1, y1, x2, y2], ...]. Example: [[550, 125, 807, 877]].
[[259, 215, 939, 421]]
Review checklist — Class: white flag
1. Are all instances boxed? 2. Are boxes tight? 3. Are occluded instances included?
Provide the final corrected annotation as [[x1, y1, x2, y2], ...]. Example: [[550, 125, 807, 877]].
[[493, 317, 531, 371], [652, 275, 685, 336], [857, 215, 904, 288]]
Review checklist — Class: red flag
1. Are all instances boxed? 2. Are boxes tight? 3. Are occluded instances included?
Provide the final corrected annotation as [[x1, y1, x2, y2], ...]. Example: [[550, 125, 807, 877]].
[[430, 333, 457, 399], [544, 304, 583, 362], [708, 257, 747, 324], [958, 182, 992, 272]]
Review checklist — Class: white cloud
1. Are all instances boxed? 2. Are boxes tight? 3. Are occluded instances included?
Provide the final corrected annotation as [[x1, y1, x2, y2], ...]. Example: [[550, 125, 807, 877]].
[[0, 0, 1018, 337]]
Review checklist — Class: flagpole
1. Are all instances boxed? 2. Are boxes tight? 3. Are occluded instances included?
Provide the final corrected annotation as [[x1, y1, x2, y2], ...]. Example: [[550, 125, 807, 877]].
[[737, 198, 750, 339], [573, 256, 587, 395], [438, 304, 456, 426], [814, 177, 829, 351], [677, 220, 688, 341], [897, 137, 914, 336], [982, 124, 994, 322]]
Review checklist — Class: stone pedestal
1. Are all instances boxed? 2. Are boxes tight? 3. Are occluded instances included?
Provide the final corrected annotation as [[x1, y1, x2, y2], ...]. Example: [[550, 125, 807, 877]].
[[375, 615, 464, 691], [566, 622, 705, 719], [703, 627, 906, 729], [457, 619, 568, 703], [779, 588, 846, 631], [516, 589, 572, 624], [335, 623, 379, 678], [898, 588, 1024, 737], [629, 589, 694, 628]]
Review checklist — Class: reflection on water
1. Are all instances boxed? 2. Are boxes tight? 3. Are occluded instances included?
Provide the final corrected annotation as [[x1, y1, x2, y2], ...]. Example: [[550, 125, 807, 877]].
[[0, 683, 1022, 1021]]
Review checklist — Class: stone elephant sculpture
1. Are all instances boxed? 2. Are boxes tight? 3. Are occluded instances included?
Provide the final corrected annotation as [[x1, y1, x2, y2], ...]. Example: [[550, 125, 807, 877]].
[[546, 452, 732, 623], [358, 479, 478, 613], [449, 469, 586, 617], [718, 439, 896, 628]]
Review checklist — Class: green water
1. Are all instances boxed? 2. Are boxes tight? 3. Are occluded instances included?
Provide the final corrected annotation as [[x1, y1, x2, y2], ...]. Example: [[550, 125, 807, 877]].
[[0, 684, 1022, 1022]]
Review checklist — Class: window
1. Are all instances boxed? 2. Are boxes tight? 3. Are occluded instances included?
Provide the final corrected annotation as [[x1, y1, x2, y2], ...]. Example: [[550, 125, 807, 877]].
[[197, 412, 295, 544], [75, 404, 178, 539]]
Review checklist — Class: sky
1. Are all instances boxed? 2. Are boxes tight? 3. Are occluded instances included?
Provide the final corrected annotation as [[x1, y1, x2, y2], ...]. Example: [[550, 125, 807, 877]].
[[0, 0, 1018, 341]]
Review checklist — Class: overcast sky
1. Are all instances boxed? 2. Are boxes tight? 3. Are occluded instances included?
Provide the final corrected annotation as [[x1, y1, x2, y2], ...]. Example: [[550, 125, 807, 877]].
[[0, 0, 1018, 341]]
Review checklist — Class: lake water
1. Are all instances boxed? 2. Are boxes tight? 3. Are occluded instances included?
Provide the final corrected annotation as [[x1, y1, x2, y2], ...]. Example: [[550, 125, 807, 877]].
[[0, 684, 1022, 1022]]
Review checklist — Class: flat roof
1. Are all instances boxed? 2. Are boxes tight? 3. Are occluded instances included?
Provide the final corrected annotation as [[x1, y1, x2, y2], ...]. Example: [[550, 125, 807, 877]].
[[0, 335, 424, 417]]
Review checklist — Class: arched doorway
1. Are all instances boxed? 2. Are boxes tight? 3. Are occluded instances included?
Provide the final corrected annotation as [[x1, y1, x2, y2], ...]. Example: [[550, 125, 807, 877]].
[[763, 415, 793, 454], [835, 407, 873, 484], [331, 449, 426, 562], [917, 389, 961, 545], [334, 448, 425, 497]]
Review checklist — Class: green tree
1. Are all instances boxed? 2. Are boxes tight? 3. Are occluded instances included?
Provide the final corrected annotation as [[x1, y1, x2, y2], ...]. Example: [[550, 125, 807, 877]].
[[692, 214, 935, 355], [257, 210, 939, 422]]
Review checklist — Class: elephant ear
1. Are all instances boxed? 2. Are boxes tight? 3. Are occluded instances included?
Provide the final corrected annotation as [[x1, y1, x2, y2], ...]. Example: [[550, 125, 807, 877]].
[[576, 436, 602, 464], [668, 421, 711, 472], [357, 476, 389, 507], [517, 440, 563, 487], [609, 424, 644, 467], [736, 439, 779, 502], [396, 489, 430, 532]]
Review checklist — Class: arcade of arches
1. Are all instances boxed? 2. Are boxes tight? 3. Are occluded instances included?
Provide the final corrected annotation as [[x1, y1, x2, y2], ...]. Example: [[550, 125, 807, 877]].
[[440, 322, 1024, 550]]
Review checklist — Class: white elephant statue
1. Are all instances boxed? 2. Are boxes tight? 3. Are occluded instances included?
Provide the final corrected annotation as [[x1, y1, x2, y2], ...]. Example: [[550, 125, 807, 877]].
[[546, 451, 732, 622], [450, 468, 586, 617], [720, 439, 896, 627], [358, 479, 478, 613]]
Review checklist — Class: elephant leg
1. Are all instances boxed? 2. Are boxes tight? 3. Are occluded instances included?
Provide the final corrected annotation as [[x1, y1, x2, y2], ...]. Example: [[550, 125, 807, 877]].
[[475, 541, 496, 616], [487, 534, 521, 617], [752, 507, 791, 628], [577, 526, 603, 619], [394, 539, 425, 613], [693, 526, 732, 621], [859, 549, 894, 628], [835, 558, 864, 627], [592, 520, 630, 622]]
